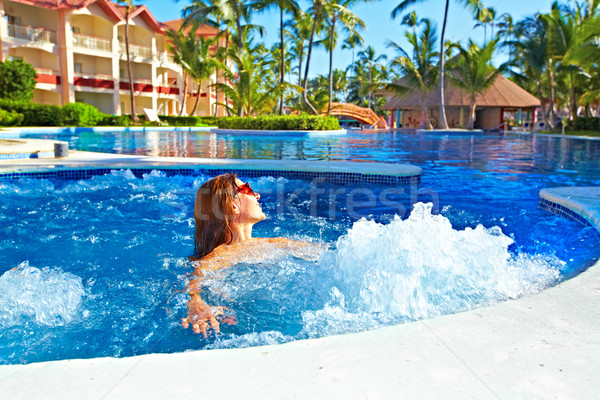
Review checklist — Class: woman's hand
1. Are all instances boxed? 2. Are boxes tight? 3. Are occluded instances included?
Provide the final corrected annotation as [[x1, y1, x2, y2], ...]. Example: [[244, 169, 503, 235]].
[[181, 294, 236, 337]]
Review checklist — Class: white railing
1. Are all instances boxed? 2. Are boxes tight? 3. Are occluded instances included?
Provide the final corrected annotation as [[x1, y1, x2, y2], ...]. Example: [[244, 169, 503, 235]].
[[7, 23, 56, 44], [35, 68, 59, 76], [158, 52, 176, 64], [74, 71, 114, 80], [119, 42, 152, 60], [73, 33, 112, 53]]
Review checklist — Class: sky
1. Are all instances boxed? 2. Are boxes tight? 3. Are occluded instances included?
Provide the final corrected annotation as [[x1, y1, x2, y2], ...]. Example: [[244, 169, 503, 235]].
[[142, 0, 558, 78]]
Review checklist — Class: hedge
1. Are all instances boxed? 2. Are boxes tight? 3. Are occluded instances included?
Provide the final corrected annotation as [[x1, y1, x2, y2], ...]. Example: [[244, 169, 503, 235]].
[[569, 117, 600, 131], [0, 99, 341, 130], [0, 99, 65, 126], [0, 109, 24, 126]]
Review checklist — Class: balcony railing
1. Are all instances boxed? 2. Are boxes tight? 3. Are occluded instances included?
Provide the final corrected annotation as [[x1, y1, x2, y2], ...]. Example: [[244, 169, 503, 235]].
[[74, 72, 114, 80], [119, 42, 152, 60], [35, 68, 59, 76], [158, 52, 176, 64], [73, 33, 112, 53], [7, 23, 56, 44]]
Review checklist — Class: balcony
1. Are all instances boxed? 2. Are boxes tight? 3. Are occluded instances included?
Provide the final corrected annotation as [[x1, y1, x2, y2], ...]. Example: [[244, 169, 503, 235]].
[[120, 79, 153, 93], [73, 33, 112, 53], [7, 23, 56, 44], [158, 52, 176, 65], [35, 68, 61, 85], [119, 42, 152, 60], [74, 72, 115, 89]]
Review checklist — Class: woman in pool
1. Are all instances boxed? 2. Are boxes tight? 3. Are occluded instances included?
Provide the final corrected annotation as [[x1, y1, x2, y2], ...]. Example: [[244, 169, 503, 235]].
[[182, 173, 323, 337]]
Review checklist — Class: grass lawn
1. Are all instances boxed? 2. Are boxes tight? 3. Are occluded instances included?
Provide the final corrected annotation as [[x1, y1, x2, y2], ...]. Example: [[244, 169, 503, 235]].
[[535, 130, 600, 138]]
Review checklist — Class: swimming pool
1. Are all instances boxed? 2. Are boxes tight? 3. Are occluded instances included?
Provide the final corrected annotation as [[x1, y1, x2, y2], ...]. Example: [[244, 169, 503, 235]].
[[1, 130, 599, 364]]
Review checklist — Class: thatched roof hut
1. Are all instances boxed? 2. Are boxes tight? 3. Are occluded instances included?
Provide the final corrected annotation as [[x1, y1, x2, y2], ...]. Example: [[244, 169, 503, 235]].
[[382, 75, 540, 130]]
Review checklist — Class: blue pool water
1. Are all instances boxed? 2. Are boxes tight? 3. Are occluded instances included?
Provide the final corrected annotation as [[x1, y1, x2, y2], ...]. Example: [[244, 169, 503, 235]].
[[1, 130, 599, 364]]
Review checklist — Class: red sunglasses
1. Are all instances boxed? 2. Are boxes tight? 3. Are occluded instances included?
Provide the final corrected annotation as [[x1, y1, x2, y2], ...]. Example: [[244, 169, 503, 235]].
[[236, 182, 256, 196]]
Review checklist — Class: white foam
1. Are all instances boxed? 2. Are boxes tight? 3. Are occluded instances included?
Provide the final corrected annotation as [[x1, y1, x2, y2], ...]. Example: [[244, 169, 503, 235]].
[[0, 261, 85, 327], [301, 203, 563, 335]]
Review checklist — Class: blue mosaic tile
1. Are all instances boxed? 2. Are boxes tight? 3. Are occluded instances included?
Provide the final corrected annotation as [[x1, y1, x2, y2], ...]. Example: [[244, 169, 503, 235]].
[[0, 167, 421, 186], [539, 198, 592, 228]]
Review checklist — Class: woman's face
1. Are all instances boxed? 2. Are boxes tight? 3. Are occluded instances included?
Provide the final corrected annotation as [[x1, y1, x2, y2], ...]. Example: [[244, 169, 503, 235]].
[[234, 178, 265, 224]]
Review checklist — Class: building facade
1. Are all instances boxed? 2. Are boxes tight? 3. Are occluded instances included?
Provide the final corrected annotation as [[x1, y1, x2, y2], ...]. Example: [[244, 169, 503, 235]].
[[0, 0, 227, 117]]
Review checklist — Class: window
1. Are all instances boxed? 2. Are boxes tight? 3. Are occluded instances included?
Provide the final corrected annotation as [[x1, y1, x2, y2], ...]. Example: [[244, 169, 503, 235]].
[[72, 26, 81, 34], [74, 63, 82, 74], [7, 15, 21, 25]]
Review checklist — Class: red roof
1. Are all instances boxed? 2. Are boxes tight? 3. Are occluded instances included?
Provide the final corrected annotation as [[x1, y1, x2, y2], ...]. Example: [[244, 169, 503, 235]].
[[9, 0, 170, 33], [161, 19, 219, 37]]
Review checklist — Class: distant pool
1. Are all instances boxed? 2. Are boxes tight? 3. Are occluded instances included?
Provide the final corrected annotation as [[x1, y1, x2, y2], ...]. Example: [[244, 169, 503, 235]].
[[1, 129, 599, 364]]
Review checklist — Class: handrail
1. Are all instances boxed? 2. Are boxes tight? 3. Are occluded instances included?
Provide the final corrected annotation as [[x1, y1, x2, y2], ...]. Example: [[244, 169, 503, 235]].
[[7, 23, 56, 44], [35, 68, 59, 76], [73, 33, 111, 52], [119, 42, 152, 59], [74, 72, 114, 80]]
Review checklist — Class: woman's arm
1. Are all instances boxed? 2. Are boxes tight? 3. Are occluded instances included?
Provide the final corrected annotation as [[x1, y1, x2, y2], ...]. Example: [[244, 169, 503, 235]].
[[181, 259, 236, 337]]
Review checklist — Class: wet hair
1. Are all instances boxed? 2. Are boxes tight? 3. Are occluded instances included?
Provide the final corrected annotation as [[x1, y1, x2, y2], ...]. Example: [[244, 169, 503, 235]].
[[192, 173, 239, 259]]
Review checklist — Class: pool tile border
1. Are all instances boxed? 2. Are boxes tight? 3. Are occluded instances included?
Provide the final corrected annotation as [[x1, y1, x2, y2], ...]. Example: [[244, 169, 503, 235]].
[[539, 198, 593, 227], [0, 166, 420, 185]]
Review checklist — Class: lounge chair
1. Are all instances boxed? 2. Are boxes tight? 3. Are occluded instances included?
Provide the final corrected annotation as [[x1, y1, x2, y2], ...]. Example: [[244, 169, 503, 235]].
[[143, 108, 167, 126]]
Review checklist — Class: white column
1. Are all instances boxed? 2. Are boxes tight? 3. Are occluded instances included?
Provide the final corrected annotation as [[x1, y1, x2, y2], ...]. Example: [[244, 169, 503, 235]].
[[151, 33, 157, 113], [112, 24, 120, 114], [0, 0, 8, 61], [57, 9, 75, 104]]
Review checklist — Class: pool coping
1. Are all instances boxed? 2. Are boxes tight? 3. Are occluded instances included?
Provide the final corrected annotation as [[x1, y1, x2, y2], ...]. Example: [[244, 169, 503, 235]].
[[0, 156, 599, 399]]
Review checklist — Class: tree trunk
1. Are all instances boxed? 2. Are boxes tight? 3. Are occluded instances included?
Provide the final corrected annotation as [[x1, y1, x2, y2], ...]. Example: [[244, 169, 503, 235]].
[[328, 16, 336, 115], [569, 71, 577, 119], [302, 2, 321, 115], [190, 82, 201, 116], [279, 7, 285, 115], [125, 6, 137, 122], [546, 63, 557, 128], [467, 97, 476, 129], [179, 71, 188, 116], [537, 83, 549, 128], [214, 17, 221, 117], [438, 0, 450, 130], [367, 65, 372, 110]]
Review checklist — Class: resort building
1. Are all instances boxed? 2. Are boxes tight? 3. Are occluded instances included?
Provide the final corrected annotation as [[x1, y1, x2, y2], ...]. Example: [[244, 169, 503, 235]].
[[0, 0, 227, 116], [382, 75, 541, 130]]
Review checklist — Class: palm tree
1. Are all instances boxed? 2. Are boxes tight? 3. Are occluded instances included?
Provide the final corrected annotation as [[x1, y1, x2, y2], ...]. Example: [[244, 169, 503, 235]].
[[357, 45, 387, 110], [474, 6, 496, 44], [213, 44, 298, 116], [387, 18, 439, 129], [118, 0, 137, 121], [446, 39, 506, 129], [287, 11, 313, 89], [166, 26, 194, 116], [391, 0, 482, 130], [302, 0, 328, 114], [322, 0, 366, 114], [256, 0, 301, 114], [509, 15, 551, 126]]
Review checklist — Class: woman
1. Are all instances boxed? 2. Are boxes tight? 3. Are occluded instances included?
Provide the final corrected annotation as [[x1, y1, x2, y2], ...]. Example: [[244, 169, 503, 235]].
[[182, 173, 323, 337]]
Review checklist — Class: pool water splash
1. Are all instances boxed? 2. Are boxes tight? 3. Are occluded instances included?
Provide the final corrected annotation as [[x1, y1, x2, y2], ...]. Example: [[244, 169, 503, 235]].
[[300, 203, 563, 337], [0, 261, 85, 328]]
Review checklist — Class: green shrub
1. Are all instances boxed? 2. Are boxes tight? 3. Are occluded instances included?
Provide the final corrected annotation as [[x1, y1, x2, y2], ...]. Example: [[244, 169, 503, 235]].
[[0, 99, 64, 126], [62, 102, 104, 126], [98, 114, 133, 126], [571, 117, 600, 131], [0, 109, 24, 126], [199, 115, 340, 130], [157, 115, 206, 126], [0, 59, 37, 102]]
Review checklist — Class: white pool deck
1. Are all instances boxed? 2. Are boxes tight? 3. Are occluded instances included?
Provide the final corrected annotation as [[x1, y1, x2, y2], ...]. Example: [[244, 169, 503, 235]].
[[0, 145, 599, 399]]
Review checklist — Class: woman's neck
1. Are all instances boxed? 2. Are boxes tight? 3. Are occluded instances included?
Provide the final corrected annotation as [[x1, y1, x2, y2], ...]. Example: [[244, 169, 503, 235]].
[[229, 223, 254, 244]]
